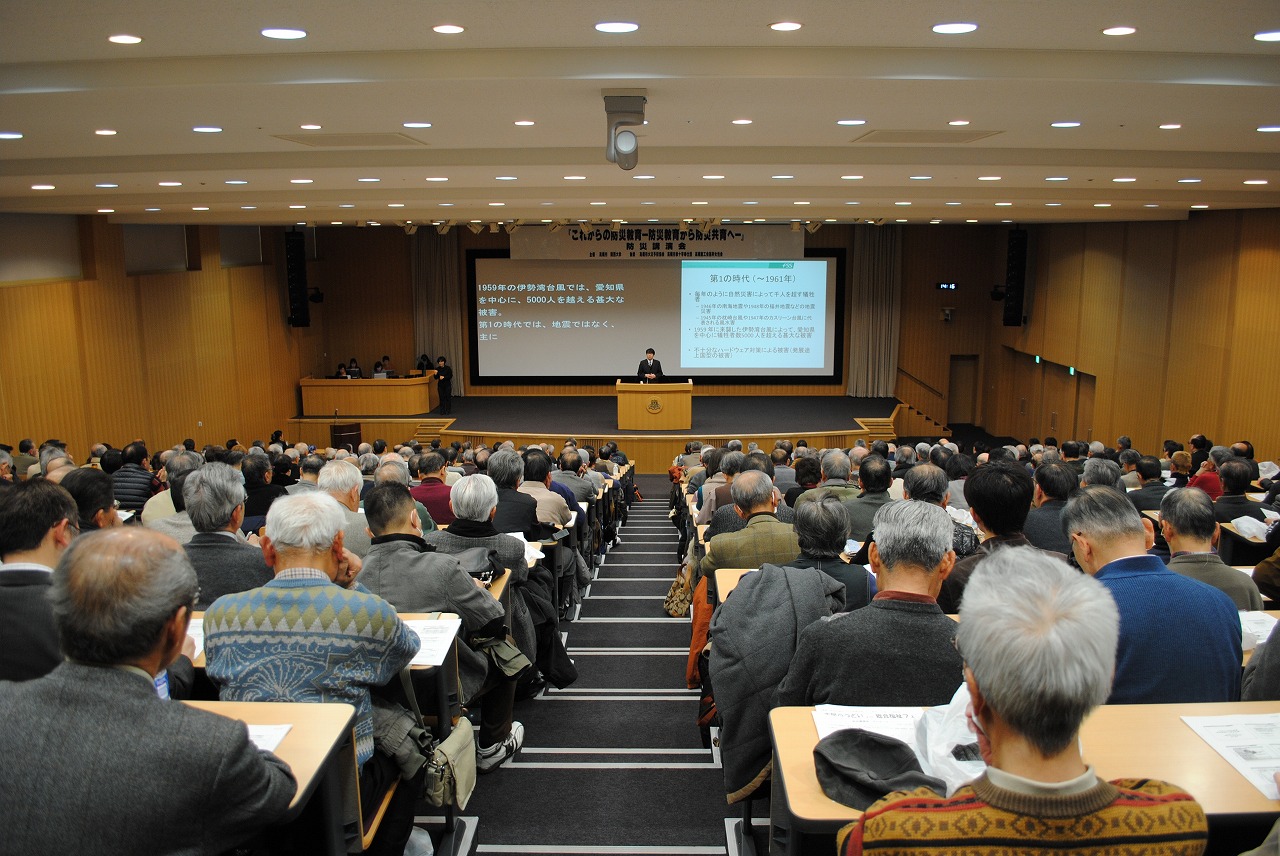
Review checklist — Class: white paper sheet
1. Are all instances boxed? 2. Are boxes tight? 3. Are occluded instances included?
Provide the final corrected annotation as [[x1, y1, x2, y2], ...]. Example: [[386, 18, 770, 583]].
[[1182, 714, 1280, 799], [812, 705, 923, 745], [1241, 611, 1278, 645], [186, 623, 204, 659], [505, 531, 545, 563], [404, 617, 462, 667], [248, 724, 292, 753]]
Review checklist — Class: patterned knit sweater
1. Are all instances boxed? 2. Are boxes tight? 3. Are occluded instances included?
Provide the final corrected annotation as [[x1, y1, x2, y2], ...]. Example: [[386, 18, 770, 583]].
[[840, 774, 1208, 856], [203, 569, 419, 766]]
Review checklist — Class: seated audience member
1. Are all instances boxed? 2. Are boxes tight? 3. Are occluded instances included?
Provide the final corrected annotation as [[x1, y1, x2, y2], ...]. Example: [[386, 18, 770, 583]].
[[517, 451, 572, 532], [841, 547, 1209, 856], [1064, 485, 1241, 703], [241, 452, 288, 519], [1118, 448, 1143, 490], [551, 450, 595, 503], [772, 448, 798, 491], [890, 443, 916, 479], [1081, 456, 1122, 491], [944, 454, 973, 511], [1252, 522, 1280, 602], [271, 452, 297, 487], [0, 480, 78, 680], [1060, 440, 1085, 474], [1169, 450, 1193, 488], [1214, 458, 1268, 523], [371, 459, 435, 530], [808, 450, 860, 504], [361, 483, 526, 771], [182, 463, 272, 609], [1127, 455, 1173, 556], [699, 470, 801, 589], [141, 449, 203, 524], [411, 452, 455, 526], [287, 453, 325, 494], [203, 492, 422, 855], [0, 528, 296, 853], [59, 468, 121, 532], [840, 455, 895, 542], [783, 455, 821, 507], [317, 458, 373, 556], [1160, 487, 1263, 610], [778, 501, 963, 707], [111, 441, 159, 512], [786, 494, 876, 611], [940, 460, 1059, 613], [1187, 445, 1230, 500], [347, 357, 362, 378], [145, 468, 200, 545], [1023, 461, 1076, 555], [697, 450, 745, 525], [488, 449, 540, 538], [10, 439, 37, 480], [1232, 440, 1261, 482], [0, 448, 12, 488], [850, 464, 977, 565]]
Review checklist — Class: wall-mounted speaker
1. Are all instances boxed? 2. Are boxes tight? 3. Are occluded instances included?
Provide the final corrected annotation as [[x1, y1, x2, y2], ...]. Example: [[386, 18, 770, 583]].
[[284, 230, 309, 327], [1003, 229, 1028, 327]]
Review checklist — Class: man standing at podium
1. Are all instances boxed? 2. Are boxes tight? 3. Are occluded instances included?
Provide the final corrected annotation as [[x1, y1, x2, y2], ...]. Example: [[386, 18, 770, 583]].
[[636, 348, 664, 384]]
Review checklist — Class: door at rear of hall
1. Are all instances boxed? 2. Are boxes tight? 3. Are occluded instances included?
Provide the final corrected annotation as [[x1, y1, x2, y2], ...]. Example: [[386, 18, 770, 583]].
[[948, 355, 979, 425]]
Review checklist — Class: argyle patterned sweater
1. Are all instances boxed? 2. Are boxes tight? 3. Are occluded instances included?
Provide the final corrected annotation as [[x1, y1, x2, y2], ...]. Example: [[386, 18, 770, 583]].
[[840, 774, 1207, 856], [203, 570, 419, 766]]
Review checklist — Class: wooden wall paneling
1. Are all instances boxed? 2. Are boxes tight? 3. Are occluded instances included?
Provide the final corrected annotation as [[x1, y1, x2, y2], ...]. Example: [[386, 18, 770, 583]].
[[1075, 224, 1127, 378], [1224, 209, 1280, 458], [229, 264, 289, 440], [1041, 362, 1076, 442], [1074, 373, 1096, 442], [1036, 224, 1086, 366], [315, 227, 414, 374]]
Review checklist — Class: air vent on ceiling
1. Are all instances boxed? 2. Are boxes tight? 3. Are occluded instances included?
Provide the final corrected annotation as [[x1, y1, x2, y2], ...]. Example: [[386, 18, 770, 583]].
[[273, 133, 428, 148], [850, 129, 1001, 144]]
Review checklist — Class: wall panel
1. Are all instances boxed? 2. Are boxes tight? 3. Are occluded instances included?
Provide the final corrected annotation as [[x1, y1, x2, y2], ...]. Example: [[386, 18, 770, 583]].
[[314, 227, 414, 375]]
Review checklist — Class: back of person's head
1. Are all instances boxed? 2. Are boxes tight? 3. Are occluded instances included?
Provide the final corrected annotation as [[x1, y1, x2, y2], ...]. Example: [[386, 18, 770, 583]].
[[858, 455, 892, 493], [869, 440, 889, 458], [559, 451, 582, 472], [99, 448, 124, 475], [183, 463, 247, 533], [895, 445, 917, 465], [357, 453, 379, 477], [1233, 440, 1255, 460], [1061, 440, 1080, 458], [165, 450, 204, 485], [0, 479, 77, 558], [451, 474, 499, 522], [719, 450, 746, 478], [1159, 486, 1216, 541], [958, 547, 1118, 756], [1219, 458, 1252, 495], [730, 470, 774, 513], [794, 495, 850, 560], [1117, 435, 1132, 450], [523, 451, 552, 483], [1208, 445, 1232, 467], [487, 449, 524, 489], [701, 447, 724, 476], [1081, 457, 1121, 489], [417, 451, 443, 476], [300, 454, 326, 478], [820, 450, 852, 481], [1062, 484, 1146, 547], [1163, 440, 1183, 456], [1034, 461, 1078, 502], [771, 448, 790, 467], [1118, 449, 1141, 468], [872, 501, 953, 573], [793, 455, 820, 486], [985, 446, 1014, 463], [928, 445, 952, 469], [743, 451, 774, 480], [122, 442, 149, 467], [317, 459, 362, 496], [1190, 435, 1210, 451], [265, 492, 345, 553], [372, 439, 388, 456], [944, 454, 973, 481], [50, 528, 199, 665], [240, 453, 270, 488], [1135, 455, 1162, 482], [375, 460, 410, 485], [963, 460, 1034, 536], [1171, 450, 1192, 472], [60, 468, 116, 530], [364, 482, 415, 536], [902, 463, 948, 504], [39, 444, 70, 475], [725, 439, 743, 452]]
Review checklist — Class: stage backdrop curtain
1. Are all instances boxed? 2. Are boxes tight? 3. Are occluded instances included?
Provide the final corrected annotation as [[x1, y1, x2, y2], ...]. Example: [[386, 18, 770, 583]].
[[846, 225, 901, 397], [410, 229, 466, 397]]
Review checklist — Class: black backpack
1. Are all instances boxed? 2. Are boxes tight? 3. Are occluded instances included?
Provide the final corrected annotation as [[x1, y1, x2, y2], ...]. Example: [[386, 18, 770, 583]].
[[451, 546, 506, 585]]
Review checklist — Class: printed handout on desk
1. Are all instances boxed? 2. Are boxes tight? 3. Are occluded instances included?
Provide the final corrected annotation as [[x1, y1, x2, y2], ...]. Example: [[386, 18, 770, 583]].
[[812, 705, 923, 745], [1182, 714, 1280, 799], [405, 617, 463, 667], [506, 531, 545, 563], [248, 724, 292, 753], [1241, 611, 1278, 646], [187, 623, 205, 659]]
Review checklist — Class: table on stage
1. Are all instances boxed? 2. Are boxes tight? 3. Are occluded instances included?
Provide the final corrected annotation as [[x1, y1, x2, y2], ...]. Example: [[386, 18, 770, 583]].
[[768, 702, 1280, 856], [300, 374, 437, 417], [185, 700, 355, 856], [616, 379, 692, 430]]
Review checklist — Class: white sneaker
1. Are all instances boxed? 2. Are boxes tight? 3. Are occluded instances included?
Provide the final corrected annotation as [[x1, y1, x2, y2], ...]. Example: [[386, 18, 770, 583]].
[[476, 722, 525, 773]]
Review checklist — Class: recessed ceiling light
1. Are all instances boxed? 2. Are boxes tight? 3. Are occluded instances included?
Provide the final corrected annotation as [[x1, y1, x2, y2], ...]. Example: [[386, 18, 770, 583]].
[[330, 221, 343, 225], [894, 201, 911, 206], [158, 181, 182, 186], [978, 176, 1001, 181], [0, 131, 23, 139], [1253, 30, 1280, 42], [94, 129, 117, 136], [945, 202, 962, 206], [1102, 26, 1136, 36], [358, 177, 380, 182], [1159, 123, 1182, 130], [1112, 177, 1137, 182], [841, 175, 863, 180], [289, 205, 306, 209], [772, 174, 794, 180], [770, 21, 802, 31], [995, 202, 1013, 206], [1257, 126, 1280, 133], [563, 175, 587, 180], [439, 203, 454, 207], [595, 22, 638, 33], [948, 120, 970, 126], [296, 222, 306, 226], [794, 201, 810, 205], [930, 220, 942, 224], [1144, 204, 1159, 208], [403, 122, 432, 129], [514, 120, 535, 126], [224, 179, 248, 185], [240, 205, 256, 210], [743, 201, 759, 205], [433, 24, 465, 34], [1177, 178, 1201, 183], [388, 203, 405, 208], [1191, 204, 1209, 209], [32, 183, 55, 190], [1001, 220, 1014, 224], [591, 201, 608, 206], [691, 201, 708, 206], [1045, 176, 1069, 181], [424, 177, 449, 182], [1045, 202, 1062, 206], [641, 201, 655, 205], [895, 219, 909, 223], [95, 182, 118, 188], [1093, 203, 1111, 208], [145, 208, 160, 212], [108, 34, 143, 44], [966, 219, 978, 223], [97, 208, 115, 213], [632, 174, 655, 180], [489, 202, 505, 207], [542, 201, 556, 205], [732, 119, 752, 125], [933, 22, 978, 34], [910, 175, 932, 180], [1244, 179, 1269, 185], [703, 175, 725, 180], [338, 204, 355, 208], [844, 201, 860, 205], [192, 126, 222, 133], [192, 206, 209, 211], [1051, 121, 1081, 128], [261, 28, 307, 40], [836, 119, 866, 126], [496, 176, 518, 181], [300, 124, 321, 130]]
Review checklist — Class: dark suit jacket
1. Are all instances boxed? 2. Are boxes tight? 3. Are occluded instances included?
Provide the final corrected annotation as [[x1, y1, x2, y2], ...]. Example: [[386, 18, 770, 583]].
[[0, 662, 296, 854], [494, 487, 541, 539], [1215, 494, 1267, 524], [1023, 499, 1071, 555], [940, 534, 1067, 614], [636, 359, 664, 382], [184, 533, 273, 610], [841, 490, 896, 541], [0, 566, 60, 682]]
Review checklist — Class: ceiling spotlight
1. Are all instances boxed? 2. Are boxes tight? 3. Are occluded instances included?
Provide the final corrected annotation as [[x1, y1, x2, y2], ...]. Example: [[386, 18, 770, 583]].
[[604, 89, 646, 170], [358, 177, 380, 182], [109, 34, 143, 44], [192, 126, 222, 133], [158, 181, 182, 186], [32, 184, 55, 190], [0, 132, 23, 139], [978, 176, 1002, 181], [1253, 30, 1280, 41], [514, 120, 535, 126], [1159, 123, 1182, 130], [837, 119, 866, 126], [948, 120, 970, 126], [97, 208, 115, 213], [770, 22, 802, 31], [403, 122, 432, 129], [1244, 179, 1269, 185], [1258, 126, 1280, 133], [933, 22, 978, 34], [261, 28, 307, 40], [732, 119, 752, 125], [424, 176, 448, 182], [433, 24, 465, 34], [1102, 26, 1136, 36], [1050, 121, 1081, 128], [596, 22, 639, 33], [95, 129, 117, 136], [300, 124, 321, 130]]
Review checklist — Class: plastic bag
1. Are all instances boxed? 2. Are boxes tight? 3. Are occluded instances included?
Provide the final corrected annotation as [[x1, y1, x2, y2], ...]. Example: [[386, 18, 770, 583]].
[[914, 683, 987, 796]]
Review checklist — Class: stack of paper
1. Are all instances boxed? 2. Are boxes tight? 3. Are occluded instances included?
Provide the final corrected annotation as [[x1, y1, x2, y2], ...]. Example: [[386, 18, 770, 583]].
[[404, 617, 463, 667], [1183, 714, 1280, 799]]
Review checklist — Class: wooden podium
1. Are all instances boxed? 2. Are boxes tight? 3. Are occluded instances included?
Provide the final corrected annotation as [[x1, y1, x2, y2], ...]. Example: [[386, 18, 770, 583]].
[[616, 380, 693, 430]]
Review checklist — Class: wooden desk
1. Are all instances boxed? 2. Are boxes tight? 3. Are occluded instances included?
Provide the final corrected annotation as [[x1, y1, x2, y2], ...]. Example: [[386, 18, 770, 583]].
[[616, 379, 693, 430], [186, 700, 355, 856], [714, 568, 754, 603], [769, 702, 1280, 856], [300, 375, 437, 417], [1224, 521, 1266, 544]]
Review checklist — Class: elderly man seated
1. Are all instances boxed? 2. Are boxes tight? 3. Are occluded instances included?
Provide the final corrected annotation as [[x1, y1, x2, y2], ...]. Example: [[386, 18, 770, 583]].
[[784, 493, 876, 611], [841, 548, 1209, 855], [0, 528, 296, 854], [182, 463, 272, 609], [203, 492, 422, 856]]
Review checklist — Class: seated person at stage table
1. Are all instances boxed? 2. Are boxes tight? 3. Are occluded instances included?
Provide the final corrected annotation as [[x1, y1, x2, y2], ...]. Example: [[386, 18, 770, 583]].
[[783, 493, 875, 612], [360, 482, 526, 772], [1161, 486, 1263, 610], [698, 470, 801, 590], [1065, 485, 1241, 704], [203, 492, 422, 856], [840, 547, 1209, 856], [181, 463, 273, 610], [636, 347, 664, 382], [0, 527, 297, 855], [334, 362, 349, 378], [778, 501, 963, 707], [346, 356, 363, 378]]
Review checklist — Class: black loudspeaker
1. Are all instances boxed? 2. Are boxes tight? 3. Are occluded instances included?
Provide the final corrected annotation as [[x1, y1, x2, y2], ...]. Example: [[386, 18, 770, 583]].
[[1002, 229, 1028, 327], [284, 230, 310, 328]]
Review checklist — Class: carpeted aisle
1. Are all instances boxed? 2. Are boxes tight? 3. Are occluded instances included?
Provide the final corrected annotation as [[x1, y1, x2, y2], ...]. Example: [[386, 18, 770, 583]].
[[460, 473, 741, 856]]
